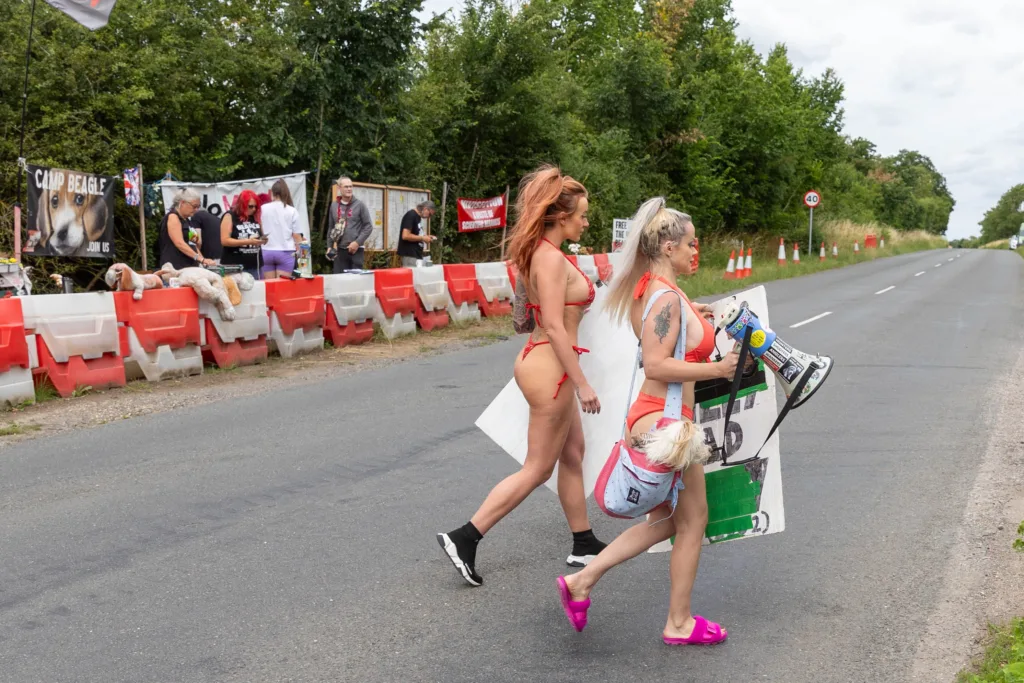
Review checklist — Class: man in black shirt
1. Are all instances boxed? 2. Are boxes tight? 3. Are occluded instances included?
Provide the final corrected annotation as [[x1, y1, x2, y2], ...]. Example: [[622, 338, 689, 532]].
[[189, 208, 224, 262], [396, 200, 437, 267]]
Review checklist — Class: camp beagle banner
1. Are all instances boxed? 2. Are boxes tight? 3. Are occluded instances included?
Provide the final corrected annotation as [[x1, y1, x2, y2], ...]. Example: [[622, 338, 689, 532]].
[[24, 164, 116, 259], [159, 172, 310, 238], [456, 195, 507, 232]]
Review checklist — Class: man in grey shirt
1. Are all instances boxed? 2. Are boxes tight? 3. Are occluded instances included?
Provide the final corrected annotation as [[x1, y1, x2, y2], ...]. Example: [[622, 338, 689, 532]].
[[327, 176, 373, 272]]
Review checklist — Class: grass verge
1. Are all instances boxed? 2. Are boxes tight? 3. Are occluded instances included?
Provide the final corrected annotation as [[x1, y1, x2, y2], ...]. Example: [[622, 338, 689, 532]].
[[683, 221, 947, 299], [0, 422, 42, 436], [955, 618, 1024, 682]]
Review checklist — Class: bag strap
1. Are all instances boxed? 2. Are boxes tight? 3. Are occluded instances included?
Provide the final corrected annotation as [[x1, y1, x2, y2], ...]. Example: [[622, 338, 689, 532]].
[[717, 332, 811, 467], [620, 288, 686, 438]]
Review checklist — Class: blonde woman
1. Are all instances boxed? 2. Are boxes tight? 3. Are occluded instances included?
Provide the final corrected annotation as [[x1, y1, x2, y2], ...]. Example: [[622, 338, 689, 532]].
[[437, 166, 606, 587], [556, 198, 738, 645]]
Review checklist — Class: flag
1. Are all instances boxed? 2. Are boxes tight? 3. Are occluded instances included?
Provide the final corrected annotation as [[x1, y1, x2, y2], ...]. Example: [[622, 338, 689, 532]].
[[456, 195, 507, 232], [43, 0, 118, 31], [123, 166, 140, 207]]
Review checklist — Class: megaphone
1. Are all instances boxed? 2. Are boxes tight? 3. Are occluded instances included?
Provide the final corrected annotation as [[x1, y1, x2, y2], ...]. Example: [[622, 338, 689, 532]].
[[716, 300, 833, 408]]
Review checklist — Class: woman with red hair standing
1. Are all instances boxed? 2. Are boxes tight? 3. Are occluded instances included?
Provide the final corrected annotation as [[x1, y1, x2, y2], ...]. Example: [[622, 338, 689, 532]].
[[437, 165, 606, 587], [220, 190, 267, 279]]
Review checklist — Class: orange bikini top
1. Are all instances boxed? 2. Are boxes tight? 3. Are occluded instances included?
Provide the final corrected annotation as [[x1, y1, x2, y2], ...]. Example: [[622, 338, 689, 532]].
[[524, 239, 595, 327], [633, 272, 715, 363]]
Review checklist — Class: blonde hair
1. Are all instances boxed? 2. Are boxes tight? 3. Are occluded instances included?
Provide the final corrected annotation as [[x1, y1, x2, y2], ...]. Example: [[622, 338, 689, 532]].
[[644, 419, 711, 471], [604, 197, 694, 323]]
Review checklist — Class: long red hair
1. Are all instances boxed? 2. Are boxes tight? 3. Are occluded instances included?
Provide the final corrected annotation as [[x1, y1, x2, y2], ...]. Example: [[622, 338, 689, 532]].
[[506, 165, 587, 283], [233, 190, 262, 224]]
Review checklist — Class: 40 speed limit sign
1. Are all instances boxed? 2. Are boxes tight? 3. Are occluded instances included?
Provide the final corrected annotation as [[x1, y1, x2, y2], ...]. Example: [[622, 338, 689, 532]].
[[803, 190, 821, 208]]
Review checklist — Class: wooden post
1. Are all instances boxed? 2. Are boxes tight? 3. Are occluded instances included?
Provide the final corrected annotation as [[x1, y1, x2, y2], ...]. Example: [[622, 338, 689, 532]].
[[438, 181, 448, 264], [137, 163, 148, 271], [499, 184, 510, 261]]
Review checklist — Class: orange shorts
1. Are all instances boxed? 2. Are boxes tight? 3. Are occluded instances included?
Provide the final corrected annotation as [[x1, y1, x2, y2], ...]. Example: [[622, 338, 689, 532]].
[[626, 392, 695, 432]]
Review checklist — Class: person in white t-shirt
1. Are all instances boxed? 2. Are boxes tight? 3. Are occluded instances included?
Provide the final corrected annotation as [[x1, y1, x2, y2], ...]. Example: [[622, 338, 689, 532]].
[[260, 179, 305, 279]]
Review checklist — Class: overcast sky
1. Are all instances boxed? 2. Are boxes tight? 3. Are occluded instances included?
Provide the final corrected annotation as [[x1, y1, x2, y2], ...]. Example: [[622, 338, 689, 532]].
[[420, 0, 1024, 239]]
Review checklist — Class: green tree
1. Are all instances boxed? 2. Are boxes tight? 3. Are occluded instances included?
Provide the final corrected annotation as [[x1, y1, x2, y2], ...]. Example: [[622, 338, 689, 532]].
[[978, 183, 1024, 243]]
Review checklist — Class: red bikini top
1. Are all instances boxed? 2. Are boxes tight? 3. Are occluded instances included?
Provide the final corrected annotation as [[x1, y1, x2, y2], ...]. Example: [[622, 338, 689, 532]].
[[524, 239, 595, 327], [633, 272, 715, 363]]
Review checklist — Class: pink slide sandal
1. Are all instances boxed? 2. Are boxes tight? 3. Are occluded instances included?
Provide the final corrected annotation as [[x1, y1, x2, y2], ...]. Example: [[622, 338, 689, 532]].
[[556, 576, 590, 632], [662, 615, 728, 646]]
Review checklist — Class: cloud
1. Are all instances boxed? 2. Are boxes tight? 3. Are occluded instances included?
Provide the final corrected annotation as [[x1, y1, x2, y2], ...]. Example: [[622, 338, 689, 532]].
[[732, 0, 1024, 238], [422, 0, 1020, 237]]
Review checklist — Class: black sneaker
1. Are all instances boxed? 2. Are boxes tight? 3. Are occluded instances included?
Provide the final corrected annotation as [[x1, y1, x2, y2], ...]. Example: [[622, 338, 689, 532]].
[[566, 536, 607, 567], [437, 532, 483, 586]]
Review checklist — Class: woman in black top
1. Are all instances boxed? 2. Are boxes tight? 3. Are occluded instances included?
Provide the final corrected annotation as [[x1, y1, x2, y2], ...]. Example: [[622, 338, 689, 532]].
[[158, 189, 214, 270], [220, 189, 266, 279]]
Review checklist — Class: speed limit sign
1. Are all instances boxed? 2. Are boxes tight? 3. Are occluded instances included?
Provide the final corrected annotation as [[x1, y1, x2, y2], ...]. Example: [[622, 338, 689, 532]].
[[803, 190, 821, 208]]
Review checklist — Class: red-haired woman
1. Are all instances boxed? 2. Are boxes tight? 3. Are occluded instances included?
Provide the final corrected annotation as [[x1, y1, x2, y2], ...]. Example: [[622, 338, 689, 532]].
[[437, 165, 605, 587], [220, 190, 267, 279]]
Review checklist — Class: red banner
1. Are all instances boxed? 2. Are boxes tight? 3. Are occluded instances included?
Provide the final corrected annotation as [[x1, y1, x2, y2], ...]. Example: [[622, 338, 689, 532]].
[[457, 195, 507, 233]]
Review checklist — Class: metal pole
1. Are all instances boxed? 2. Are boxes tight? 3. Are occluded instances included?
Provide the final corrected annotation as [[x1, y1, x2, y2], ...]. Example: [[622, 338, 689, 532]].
[[138, 164, 148, 271], [808, 206, 814, 256], [14, 0, 39, 264], [437, 181, 447, 264]]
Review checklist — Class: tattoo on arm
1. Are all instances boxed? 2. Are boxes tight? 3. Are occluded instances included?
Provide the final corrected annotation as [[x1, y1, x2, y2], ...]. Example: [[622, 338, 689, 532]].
[[654, 303, 672, 343]]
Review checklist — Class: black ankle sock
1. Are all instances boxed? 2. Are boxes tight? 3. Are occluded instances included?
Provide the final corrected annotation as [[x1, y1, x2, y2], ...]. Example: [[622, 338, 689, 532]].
[[571, 529, 606, 555], [459, 521, 483, 544], [447, 522, 482, 565]]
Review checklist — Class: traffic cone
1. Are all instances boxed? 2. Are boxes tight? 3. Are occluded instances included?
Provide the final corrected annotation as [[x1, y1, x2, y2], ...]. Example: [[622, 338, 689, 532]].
[[744, 248, 753, 278], [832, 242, 838, 258], [854, 241, 860, 255], [819, 242, 826, 262], [880, 237, 885, 249], [778, 238, 786, 266], [737, 241, 745, 278], [793, 242, 801, 264], [723, 250, 737, 279]]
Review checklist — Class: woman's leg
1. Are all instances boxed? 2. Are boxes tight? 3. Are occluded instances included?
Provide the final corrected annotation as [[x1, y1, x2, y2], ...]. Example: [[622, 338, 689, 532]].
[[663, 461, 710, 639], [563, 505, 675, 600], [470, 396, 573, 534], [556, 406, 589, 533]]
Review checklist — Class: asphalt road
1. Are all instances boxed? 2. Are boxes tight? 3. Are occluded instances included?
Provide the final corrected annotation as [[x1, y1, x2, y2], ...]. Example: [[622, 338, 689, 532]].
[[1, 249, 1021, 683]]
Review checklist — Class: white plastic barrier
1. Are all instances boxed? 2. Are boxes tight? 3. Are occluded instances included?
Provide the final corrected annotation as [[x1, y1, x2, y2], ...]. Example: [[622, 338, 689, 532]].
[[0, 367, 34, 407], [122, 328, 203, 382], [323, 273, 378, 326], [19, 292, 119, 362], [474, 262, 513, 303], [412, 266, 449, 312], [606, 251, 624, 272], [198, 281, 270, 345], [268, 314, 324, 358], [447, 296, 481, 325], [574, 255, 599, 284], [374, 307, 416, 340]]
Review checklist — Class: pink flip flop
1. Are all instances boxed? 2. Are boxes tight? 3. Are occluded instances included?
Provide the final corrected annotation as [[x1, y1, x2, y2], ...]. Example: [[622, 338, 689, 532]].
[[556, 576, 591, 632], [662, 615, 728, 646]]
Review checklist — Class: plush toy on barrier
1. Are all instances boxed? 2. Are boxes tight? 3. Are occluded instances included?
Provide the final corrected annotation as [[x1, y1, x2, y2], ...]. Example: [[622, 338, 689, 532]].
[[158, 263, 241, 321], [104, 263, 163, 300]]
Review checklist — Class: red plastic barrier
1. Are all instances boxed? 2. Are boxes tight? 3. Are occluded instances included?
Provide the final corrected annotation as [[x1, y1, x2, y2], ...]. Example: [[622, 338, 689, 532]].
[[323, 307, 374, 347], [864, 234, 878, 249], [374, 269, 417, 318], [443, 264, 481, 307], [265, 277, 326, 335], [201, 319, 268, 369], [0, 298, 30, 373], [33, 337, 125, 398], [113, 289, 200, 353], [506, 263, 518, 291], [414, 300, 449, 332], [592, 254, 612, 283], [477, 294, 512, 318]]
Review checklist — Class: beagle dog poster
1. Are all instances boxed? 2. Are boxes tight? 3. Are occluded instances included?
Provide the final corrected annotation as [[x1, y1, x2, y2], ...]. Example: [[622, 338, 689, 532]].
[[25, 165, 116, 259]]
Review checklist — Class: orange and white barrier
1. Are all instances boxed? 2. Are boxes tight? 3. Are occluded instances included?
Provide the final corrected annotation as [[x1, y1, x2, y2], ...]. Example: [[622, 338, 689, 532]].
[[20, 292, 126, 397], [778, 238, 787, 266], [200, 280, 270, 369], [265, 276, 326, 358], [322, 273, 377, 346], [854, 241, 860, 254], [374, 269, 418, 340], [0, 298, 34, 406], [115, 287, 203, 382], [819, 242, 826, 262], [832, 243, 838, 258], [474, 263, 514, 317], [411, 265, 451, 332], [792, 243, 801, 264], [743, 249, 752, 279]]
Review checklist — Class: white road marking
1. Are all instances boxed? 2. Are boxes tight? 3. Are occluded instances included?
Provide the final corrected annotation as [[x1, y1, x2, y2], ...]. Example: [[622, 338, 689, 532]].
[[935, 263, 942, 268], [875, 286, 896, 294], [948, 257, 954, 262], [790, 312, 832, 329], [915, 271, 926, 277]]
